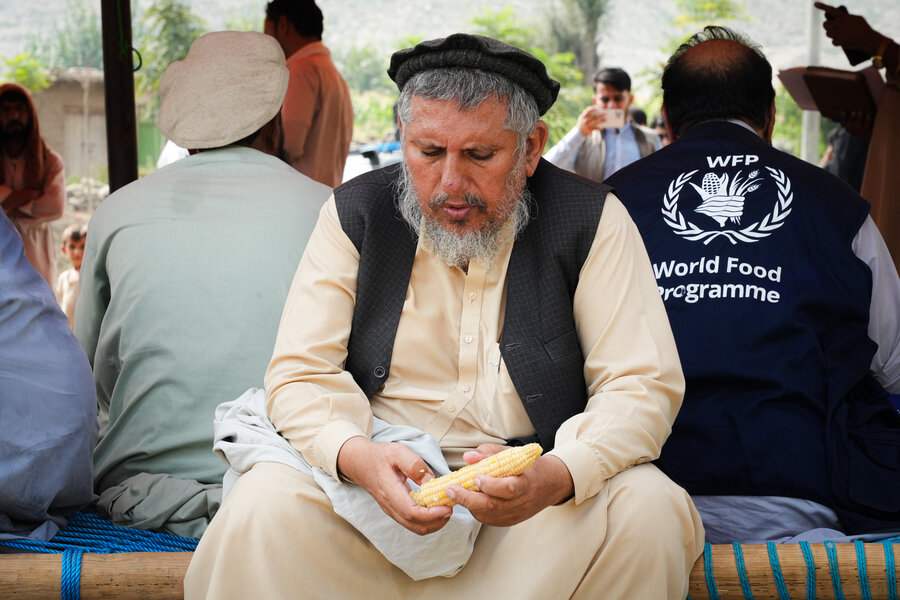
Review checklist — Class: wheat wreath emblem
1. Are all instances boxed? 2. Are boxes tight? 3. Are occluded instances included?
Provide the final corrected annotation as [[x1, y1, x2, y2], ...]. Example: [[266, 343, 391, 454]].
[[662, 167, 793, 245]]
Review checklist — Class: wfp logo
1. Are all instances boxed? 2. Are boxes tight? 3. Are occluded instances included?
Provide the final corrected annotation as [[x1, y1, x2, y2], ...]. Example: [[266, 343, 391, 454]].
[[662, 165, 793, 245]]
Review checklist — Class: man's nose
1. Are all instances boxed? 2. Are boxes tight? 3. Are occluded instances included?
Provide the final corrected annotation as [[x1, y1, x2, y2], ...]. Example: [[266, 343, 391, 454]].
[[440, 154, 466, 194]]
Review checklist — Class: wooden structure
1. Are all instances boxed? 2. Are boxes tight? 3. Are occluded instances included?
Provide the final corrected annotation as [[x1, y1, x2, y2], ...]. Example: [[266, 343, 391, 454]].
[[1, 541, 897, 599]]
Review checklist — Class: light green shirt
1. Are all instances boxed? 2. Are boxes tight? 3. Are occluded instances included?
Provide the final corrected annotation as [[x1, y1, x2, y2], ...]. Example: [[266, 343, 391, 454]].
[[75, 146, 331, 493]]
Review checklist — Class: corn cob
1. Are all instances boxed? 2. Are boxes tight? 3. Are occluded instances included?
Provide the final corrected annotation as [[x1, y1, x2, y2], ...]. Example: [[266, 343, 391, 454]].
[[410, 443, 543, 507]]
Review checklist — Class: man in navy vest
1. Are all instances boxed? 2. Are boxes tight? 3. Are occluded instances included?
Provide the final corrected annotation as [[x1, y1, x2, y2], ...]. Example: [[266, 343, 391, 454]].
[[607, 26, 900, 544], [186, 34, 704, 599]]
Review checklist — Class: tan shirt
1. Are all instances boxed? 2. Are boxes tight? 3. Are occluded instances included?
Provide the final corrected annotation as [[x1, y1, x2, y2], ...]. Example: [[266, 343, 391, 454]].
[[266, 193, 684, 504], [282, 42, 354, 188]]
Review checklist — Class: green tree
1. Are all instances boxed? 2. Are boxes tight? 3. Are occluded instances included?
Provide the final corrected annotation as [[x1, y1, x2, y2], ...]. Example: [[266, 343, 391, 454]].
[[25, 0, 104, 69], [334, 46, 394, 94], [133, 0, 207, 121], [2, 54, 51, 94], [540, 0, 610, 79], [470, 7, 591, 146]]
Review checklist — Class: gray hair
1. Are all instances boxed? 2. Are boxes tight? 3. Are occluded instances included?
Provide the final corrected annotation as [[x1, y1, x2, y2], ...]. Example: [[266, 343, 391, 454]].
[[396, 67, 540, 157]]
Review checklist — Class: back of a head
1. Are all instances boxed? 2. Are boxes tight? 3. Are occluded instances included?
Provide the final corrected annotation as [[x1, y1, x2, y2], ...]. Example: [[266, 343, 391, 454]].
[[594, 67, 631, 92], [265, 0, 324, 39], [661, 26, 774, 137]]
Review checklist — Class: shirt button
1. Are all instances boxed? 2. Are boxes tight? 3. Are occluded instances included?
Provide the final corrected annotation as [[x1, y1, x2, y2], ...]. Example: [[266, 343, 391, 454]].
[[462, 385, 470, 393], [447, 403, 455, 412], [464, 335, 473, 344], [469, 292, 477, 300]]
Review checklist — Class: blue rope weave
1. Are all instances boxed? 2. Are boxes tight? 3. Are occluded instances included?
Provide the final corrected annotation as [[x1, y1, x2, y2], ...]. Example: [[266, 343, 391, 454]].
[[0, 511, 197, 600], [824, 540, 846, 600], [703, 542, 720, 600], [732, 542, 754, 599], [799, 541, 817, 600], [60, 549, 81, 600], [855, 539, 872, 600], [886, 539, 899, 600], [766, 542, 791, 600]]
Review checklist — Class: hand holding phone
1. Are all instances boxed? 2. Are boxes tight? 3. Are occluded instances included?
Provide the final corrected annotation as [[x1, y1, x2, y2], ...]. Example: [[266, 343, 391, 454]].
[[815, 3, 872, 66], [593, 108, 627, 130]]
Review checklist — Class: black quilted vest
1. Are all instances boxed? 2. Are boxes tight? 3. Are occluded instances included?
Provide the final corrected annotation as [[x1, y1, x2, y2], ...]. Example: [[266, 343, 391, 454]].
[[334, 159, 609, 450]]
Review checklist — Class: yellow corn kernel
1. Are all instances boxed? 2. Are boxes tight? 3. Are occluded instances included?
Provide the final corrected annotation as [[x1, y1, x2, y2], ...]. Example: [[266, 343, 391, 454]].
[[410, 443, 543, 507]]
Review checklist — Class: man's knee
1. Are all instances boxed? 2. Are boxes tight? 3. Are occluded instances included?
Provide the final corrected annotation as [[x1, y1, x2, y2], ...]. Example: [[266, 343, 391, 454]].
[[607, 463, 702, 539]]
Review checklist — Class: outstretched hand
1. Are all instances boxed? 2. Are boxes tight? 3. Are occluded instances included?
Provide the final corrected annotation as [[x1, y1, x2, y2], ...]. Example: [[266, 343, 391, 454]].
[[442, 443, 574, 527], [337, 436, 453, 535], [814, 2, 884, 56]]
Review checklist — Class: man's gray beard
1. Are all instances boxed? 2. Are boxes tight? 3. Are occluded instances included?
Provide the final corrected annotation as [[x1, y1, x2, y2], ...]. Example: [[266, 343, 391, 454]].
[[396, 159, 532, 269]]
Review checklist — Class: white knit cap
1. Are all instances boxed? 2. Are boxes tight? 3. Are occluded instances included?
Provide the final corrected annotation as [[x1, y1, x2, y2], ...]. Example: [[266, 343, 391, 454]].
[[157, 31, 289, 149]]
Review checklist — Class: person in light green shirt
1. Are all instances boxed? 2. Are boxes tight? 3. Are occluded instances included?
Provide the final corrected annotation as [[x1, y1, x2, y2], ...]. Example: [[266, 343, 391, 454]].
[[74, 31, 332, 539]]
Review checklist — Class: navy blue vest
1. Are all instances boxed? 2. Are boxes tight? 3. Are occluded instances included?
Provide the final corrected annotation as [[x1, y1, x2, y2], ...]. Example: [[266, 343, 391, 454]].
[[607, 121, 900, 533], [333, 159, 608, 450]]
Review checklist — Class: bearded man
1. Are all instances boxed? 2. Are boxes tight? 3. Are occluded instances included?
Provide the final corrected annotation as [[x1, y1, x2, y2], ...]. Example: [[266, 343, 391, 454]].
[[0, 83, 65, 285], [185, 34, 703, 599]]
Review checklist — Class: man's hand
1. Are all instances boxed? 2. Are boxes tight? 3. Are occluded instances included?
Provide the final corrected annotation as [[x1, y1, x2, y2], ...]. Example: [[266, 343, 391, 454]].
[[443, 443, 574, 527], [337, 436, 453, 535], [815, 2, 884, 56], [576, 106, 608, 137]]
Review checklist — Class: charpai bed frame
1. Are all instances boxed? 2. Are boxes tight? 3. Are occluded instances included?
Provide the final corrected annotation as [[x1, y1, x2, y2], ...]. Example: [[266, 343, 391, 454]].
[[1, 512, 897, 599]]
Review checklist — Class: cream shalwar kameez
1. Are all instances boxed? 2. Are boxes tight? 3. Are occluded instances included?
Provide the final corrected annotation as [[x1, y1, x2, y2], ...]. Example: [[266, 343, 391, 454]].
[[185, 194, 704, 599]]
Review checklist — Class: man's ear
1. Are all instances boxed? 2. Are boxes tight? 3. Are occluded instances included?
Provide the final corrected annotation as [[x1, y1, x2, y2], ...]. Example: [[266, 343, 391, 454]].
[[764, 100, 776, 144], [523, 121, 549, 177], [661, 106, 676, 143]]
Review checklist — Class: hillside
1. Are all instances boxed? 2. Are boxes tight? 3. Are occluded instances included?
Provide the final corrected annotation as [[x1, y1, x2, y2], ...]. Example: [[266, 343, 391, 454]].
[[2, 0, 896, 84]]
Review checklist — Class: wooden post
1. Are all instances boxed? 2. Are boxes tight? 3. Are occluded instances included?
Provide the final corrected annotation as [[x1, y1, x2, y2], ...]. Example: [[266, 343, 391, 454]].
[[1, 553, 192, 599], [100, 0, 138, 194], [689, 542, 900, 600]]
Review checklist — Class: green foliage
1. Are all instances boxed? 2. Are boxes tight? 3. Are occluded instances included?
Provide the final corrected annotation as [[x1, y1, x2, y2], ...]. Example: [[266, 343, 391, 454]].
[[224, 9, 261, 32], [134, 0, 207, 122], [469, 7, 589, 147], [2, 54, 51, 94], [351, 89, 397, 143], [334, 46, 395, 94], [540, 0, 609, 78], [25, 0, 103, 69]]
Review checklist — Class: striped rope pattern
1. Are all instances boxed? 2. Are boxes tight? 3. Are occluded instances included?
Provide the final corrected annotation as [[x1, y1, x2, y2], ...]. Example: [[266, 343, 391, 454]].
[[766, 542, 791, 600]]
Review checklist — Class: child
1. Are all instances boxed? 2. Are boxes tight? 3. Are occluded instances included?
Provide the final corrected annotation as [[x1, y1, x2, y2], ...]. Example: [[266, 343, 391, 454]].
[[56, 223, 87, 330]]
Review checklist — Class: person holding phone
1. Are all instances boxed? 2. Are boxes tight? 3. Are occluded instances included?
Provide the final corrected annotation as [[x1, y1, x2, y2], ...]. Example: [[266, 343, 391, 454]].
[[544, 67, 660, 182]]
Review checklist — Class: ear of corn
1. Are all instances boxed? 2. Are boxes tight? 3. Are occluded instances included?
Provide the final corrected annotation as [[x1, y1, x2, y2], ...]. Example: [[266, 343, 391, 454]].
[[410, 443, 543, 507]]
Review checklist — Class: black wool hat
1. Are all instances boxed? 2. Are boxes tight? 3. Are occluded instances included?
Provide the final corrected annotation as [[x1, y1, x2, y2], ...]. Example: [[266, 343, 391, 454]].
[[387, 33, 561, 115]]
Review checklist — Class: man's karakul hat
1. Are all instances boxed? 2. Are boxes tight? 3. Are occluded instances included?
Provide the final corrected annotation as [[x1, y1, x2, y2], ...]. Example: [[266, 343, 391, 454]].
[[387, 33, 561, 115]]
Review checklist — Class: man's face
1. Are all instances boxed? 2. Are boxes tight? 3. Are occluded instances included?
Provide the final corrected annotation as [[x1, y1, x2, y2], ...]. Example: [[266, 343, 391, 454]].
[[401, 95, 528, 236], [0, 99, 30, 139], [593, 83, 632, 111]]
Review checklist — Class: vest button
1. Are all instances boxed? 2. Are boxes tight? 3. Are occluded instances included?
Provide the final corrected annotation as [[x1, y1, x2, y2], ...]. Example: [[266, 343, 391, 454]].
[[373, 366, 386, 378]]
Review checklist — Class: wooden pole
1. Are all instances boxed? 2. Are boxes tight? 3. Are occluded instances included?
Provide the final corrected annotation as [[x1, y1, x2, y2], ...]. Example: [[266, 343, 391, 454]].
[[1, 553, 192, 599], [0, 543, 896, 599], [689, 542, 899, 600], [100, 0, 138, 194]]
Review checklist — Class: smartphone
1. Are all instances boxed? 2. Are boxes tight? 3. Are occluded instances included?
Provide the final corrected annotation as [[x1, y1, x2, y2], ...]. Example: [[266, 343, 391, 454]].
[[595, 108, 627, 129], [824, 5, 869, 66]]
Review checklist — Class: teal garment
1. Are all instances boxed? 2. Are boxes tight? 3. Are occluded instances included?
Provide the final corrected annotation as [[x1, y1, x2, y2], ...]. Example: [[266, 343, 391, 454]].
[[74, 146, 331, 531]]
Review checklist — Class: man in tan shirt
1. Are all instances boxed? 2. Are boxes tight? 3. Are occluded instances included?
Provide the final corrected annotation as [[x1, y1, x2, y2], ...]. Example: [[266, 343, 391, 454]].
[[186, 34, 703, 599], [264, 0, 353, 188]]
